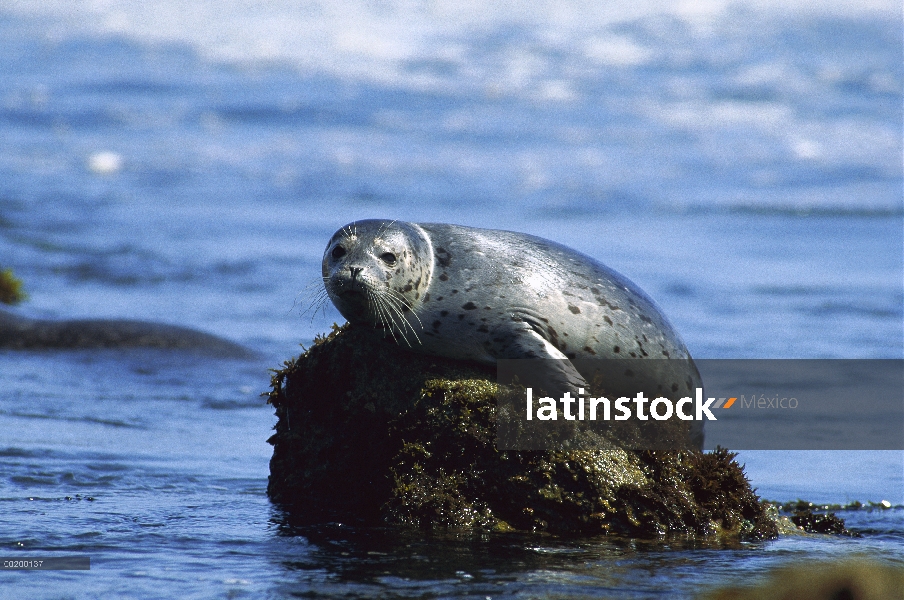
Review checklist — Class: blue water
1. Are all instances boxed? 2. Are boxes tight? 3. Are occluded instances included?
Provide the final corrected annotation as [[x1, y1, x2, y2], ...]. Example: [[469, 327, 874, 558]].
[[0, 1, 902, 597]]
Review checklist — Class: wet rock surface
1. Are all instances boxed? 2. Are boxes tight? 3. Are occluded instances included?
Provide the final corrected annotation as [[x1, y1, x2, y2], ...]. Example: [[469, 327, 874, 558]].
[[789, 509, 857, 536]]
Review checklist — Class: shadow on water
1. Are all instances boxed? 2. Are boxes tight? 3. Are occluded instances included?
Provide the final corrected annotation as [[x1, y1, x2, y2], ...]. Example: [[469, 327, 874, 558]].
[[265, 512, 767, 598]]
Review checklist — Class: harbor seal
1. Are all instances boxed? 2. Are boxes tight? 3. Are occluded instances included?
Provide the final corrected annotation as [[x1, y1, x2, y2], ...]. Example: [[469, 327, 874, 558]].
[[322, 220, 702, 414]]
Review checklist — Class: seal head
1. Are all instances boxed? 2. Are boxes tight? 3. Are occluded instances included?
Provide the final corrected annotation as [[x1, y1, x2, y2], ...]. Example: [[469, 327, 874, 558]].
[[322, 220, 433, 341]]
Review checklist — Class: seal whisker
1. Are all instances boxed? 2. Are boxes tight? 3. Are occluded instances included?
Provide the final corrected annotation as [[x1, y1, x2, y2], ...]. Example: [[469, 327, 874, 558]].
[[296, 277, 334, 322], [370, 289, 406, 346], [379, 292, 420, 346], [374, 290, 411, 346], [377, 219, 397, 239], [364, 287, 388, 335], [392, 289, 424, 329], [385, 290, 421, 346], [365, 286, 391, 339], [379, 289, 423, 343]]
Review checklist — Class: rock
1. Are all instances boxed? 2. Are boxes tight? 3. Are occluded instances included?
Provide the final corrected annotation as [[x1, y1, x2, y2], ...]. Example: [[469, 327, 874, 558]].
[[790, 509, 857, 536], [266, 324, 777, 539], [0, 308, 253, 357], [698, 558, 904, 600]]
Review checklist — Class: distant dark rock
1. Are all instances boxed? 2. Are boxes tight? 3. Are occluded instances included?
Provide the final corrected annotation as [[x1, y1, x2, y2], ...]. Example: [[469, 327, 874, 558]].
[[266, 324, 778, 540], [790, 509, 857, 536], [0, 308, 252, 357]]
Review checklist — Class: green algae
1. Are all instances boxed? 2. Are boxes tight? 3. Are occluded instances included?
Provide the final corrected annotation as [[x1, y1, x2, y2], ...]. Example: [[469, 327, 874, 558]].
[[266, 324, 778, 540], [0, 268, 26, 305]]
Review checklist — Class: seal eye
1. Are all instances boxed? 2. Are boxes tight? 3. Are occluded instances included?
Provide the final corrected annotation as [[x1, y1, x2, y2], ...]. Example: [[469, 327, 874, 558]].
[[331, 245, 346, 259], [380, 252, 397, 266]]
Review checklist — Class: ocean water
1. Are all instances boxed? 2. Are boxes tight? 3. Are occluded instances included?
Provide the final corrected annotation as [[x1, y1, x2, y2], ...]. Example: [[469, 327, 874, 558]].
[[0, 1, 901, 597]]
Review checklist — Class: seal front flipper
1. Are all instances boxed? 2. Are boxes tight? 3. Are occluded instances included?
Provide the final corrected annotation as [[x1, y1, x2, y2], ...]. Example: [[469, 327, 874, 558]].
[[493, 320, 588, 395]]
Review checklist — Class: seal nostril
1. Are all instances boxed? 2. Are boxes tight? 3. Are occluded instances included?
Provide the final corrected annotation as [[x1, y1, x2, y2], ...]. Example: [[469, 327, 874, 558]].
[[349, 266, 363, 280]]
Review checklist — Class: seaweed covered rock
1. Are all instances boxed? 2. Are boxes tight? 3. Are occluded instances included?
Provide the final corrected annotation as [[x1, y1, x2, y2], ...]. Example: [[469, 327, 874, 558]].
[[266, 324, 777, 539]]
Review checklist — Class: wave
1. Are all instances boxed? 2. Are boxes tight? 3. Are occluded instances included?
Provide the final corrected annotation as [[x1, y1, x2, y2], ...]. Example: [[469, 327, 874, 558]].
[[6, 1, 898, 86], [0, 2, 899, 219]]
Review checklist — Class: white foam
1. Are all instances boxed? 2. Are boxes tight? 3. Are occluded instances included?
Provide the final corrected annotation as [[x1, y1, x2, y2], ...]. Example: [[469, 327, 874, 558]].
[[7, 0, 897, 87], [87, 151, 123, 175], [583, 35, 654, 67]]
